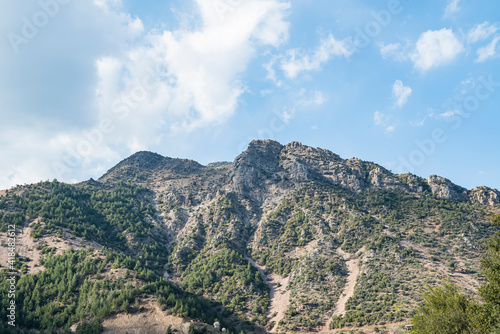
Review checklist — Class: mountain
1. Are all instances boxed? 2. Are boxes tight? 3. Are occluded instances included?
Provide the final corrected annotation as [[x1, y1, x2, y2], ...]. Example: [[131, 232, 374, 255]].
[[0, 140, 498, 334]]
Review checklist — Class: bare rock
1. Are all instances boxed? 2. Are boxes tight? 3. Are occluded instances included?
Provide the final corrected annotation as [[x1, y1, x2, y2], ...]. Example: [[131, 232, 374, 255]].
[[427, 175, 468, 201], [470, 186, 500, 206]]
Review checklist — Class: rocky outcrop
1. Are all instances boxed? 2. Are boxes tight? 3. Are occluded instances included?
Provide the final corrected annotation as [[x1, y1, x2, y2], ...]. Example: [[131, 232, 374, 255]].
[[369, 167, 405, 191], [427, 175, 469, 201], [234, 140, 284, 174], [281, 142, 341, 185], [470, 186, 500, 206], [229, 140, 284, 197]]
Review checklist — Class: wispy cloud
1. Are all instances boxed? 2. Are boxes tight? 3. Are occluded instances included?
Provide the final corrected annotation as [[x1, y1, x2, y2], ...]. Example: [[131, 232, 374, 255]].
[[392, 80, 412, 108], [466, 21, 498, 44], [443, 0, 461, 19], [279, 33, 354, 79], [438, 110, 461, 118], [475, 35, 500, 62], [379, 42, 408, 61]]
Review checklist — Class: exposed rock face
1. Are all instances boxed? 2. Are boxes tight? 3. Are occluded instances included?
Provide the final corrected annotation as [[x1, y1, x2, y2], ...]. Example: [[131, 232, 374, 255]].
[[229, 140, 284, 197], [427, 175, 469, 201], [470, 186, 500, 206], [234, 139, 284, 173], [100, 140, 499, 207], [369, 167, 407, 192]]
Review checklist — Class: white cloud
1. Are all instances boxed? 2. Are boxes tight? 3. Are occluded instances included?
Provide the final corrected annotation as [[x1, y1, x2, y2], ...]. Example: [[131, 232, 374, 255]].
[[392, 80, 412, 108], [96, 0, 290, 138], [385, 125, 395, 133], [476, 35, 500, 62], [0, 127, 121, 188], [90, 0, 291, 163], [411, 28, 464, 71], [467, 21, 498, 44], [443, 0, 461, 19], [280, 33, 354, 79]]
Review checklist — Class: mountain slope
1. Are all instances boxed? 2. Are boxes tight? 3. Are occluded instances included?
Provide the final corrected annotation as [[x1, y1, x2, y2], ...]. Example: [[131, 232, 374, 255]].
[[0, 140, 498, 333]]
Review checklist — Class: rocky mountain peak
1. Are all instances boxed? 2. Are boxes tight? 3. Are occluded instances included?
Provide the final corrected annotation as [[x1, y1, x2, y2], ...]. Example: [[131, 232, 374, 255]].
[[230, 140, 284, 197], [121, 151, 165, 169], [233, 139, 283, 172], [100, 151, 203, 182]]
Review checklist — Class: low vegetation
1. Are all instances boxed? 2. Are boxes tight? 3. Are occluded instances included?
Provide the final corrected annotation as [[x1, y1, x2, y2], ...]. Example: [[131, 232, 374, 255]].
[[412, 214, 500, 333]]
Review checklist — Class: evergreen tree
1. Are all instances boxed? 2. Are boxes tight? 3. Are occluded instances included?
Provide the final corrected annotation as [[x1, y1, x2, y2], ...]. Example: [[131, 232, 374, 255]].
[[412, 282, 472, 334]]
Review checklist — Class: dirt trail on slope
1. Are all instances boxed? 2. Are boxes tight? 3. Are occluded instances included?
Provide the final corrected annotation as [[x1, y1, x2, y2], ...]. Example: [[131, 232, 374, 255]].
[[246, 256, 291, 332], [323, 247, 363, 332]]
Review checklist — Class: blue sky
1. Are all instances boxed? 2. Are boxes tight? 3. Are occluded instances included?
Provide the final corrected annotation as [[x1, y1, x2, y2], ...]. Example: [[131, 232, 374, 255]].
[[1, 0, 499, 190]]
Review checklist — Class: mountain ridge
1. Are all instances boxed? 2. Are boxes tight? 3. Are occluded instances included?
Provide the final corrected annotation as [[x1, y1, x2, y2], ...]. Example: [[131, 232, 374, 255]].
[[98, 139, 500, 206]]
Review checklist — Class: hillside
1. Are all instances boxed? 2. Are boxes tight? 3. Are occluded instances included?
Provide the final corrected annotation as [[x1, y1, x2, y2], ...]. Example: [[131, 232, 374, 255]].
[[0, 140, 499, 333]]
